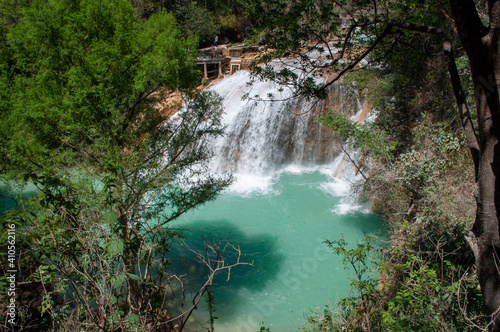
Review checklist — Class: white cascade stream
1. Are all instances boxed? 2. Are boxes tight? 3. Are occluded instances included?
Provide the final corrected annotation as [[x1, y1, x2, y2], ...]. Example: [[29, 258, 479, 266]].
[[208, 71, 362, 174]]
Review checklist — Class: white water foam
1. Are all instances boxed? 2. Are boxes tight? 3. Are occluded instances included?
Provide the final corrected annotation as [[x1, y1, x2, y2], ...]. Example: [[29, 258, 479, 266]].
[[225, 172, 276, 196], [226, 163, 335, 196], [323, 153, 371, 215]]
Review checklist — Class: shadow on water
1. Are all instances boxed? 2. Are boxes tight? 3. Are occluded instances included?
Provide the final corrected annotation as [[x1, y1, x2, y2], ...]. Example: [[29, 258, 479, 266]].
[[339, 213, 384, 235], [169, 219, 285, 316]]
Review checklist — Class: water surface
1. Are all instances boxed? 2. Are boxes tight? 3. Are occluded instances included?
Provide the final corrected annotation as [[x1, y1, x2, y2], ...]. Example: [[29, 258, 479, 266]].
[[172, 166, 382, 332]]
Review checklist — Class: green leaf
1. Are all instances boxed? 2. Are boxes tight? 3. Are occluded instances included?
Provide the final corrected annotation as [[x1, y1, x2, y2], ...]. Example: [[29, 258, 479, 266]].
[[103, 210, 117, 225], [127, 273, 142, 281], [126, 313, 140, 323], [107, 240, 124, 257], [113, 275, 126, 289]]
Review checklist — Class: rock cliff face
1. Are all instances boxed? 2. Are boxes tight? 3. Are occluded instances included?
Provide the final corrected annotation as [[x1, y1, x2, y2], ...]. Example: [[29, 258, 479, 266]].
[[207, 70, 364, 174], [155, 90, 183, 120]]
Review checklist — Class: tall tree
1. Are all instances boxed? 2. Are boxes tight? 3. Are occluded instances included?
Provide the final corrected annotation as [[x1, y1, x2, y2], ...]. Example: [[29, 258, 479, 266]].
[[450, 1, 500, 326], [256, 0, 500, 328], [0, 0, 236, 329]]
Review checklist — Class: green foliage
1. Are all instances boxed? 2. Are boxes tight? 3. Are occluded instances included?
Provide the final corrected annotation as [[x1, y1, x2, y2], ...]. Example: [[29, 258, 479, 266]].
[[393, 115, 465, 202], [174, 1, 220, 43], [380, 255, 483, 331], [1, 93, 230, 327], [367, 113, 474, 216], [2, 0, 199, 174], [352, 115, 480, 330], [319, 111, 396, 161], [205, 285, 218, 332], [0, 0, 233, 330], [304, 234, 484, 332], [342, 69, 393, 110], [324, 236, 379, 300], [218, 13, 238, 30], [259, 324, 271, 331], [166, 0, 265, 45]]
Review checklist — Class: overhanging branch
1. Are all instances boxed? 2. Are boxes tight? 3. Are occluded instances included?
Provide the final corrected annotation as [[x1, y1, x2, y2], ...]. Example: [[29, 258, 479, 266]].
[[320, 19, 481, 178], [320, 23, 394, 91]]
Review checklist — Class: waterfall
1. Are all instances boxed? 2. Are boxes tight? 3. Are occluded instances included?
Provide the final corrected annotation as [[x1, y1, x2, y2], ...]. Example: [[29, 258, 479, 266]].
[[207, 71, 362, 177]]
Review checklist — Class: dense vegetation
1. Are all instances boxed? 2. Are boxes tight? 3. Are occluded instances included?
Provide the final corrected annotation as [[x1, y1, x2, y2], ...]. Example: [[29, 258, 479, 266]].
[[0, 0, 238, 330], [129, 0, 265, 46]]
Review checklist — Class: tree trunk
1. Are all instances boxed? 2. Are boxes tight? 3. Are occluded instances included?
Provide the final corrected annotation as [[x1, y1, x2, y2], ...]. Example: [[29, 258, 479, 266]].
[[450, 0, 500, 328]]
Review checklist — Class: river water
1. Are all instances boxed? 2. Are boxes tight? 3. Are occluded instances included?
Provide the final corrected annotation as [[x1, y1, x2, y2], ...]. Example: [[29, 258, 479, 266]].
[[173, 166, 381, 332]]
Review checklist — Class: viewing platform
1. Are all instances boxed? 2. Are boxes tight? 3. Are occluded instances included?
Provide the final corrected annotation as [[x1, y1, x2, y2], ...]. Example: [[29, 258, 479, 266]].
[[196, 45, 262, 80], [196, 51, 224, 79]]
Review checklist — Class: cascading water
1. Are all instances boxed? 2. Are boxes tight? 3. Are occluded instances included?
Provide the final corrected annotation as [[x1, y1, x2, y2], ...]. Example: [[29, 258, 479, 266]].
[[210, 70, 361, 175], [171, 70, 382, 332]]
